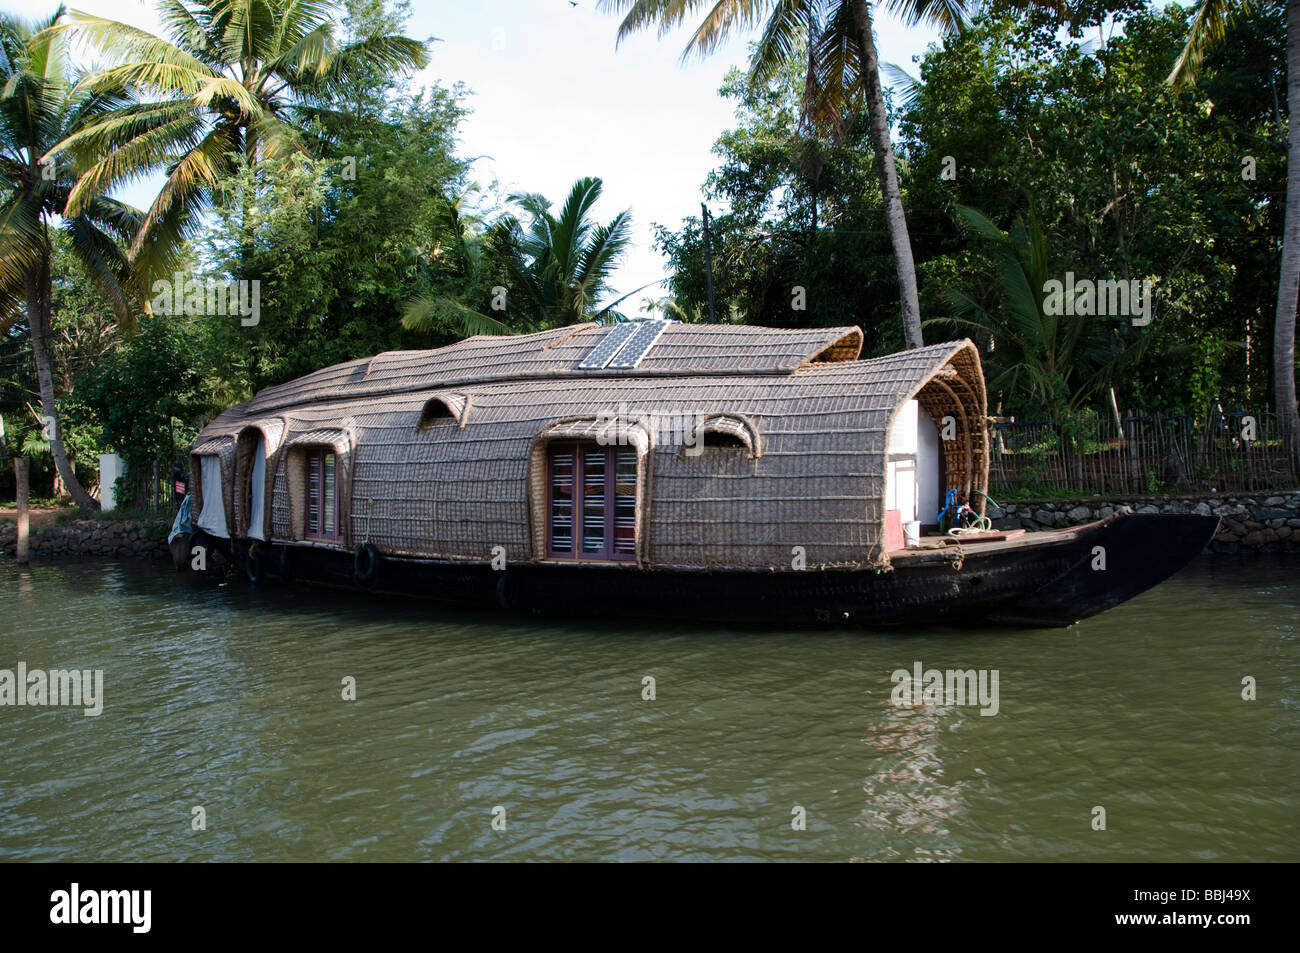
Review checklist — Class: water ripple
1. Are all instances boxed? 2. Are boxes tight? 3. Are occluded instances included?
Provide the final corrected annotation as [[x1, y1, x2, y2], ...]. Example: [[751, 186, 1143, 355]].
[[0, 555, 1296, 861]]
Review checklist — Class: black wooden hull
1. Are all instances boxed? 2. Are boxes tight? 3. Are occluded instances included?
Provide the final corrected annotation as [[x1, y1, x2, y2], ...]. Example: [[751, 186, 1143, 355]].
[[203, 512, 1218, 630]]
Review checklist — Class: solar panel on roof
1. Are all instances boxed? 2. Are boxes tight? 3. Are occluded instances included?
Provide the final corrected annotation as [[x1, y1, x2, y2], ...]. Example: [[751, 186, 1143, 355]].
[[577, 322, 639, 369], [607, 319, 670, 369]]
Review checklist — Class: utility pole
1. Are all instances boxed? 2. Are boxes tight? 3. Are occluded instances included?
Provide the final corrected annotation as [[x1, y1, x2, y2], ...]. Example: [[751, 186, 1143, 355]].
[[701, 202, 717, 323]]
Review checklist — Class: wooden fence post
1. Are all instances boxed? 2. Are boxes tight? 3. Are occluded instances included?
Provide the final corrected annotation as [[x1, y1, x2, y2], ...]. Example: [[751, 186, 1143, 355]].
[[15, 456, 29, 565]]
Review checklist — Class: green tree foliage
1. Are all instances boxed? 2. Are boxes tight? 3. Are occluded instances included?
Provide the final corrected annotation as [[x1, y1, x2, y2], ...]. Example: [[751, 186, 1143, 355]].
[[76, 315, 203, 469], [1165, 0, 1299, 461], [48, 0, 431, 280], [404, 176, 636, 335], [491, 177, 637, 329], [203, 80, 472, 394], [654, 60, 905, 354], [901, 5, 1285, 413], [932, 205, 1148, 416], [602, 0, 975, 350]]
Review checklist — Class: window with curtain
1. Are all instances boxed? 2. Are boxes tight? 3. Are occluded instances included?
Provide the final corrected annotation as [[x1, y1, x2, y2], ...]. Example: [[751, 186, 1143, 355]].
[[305, 449, 340, 541], [547, 442, 636, 560]]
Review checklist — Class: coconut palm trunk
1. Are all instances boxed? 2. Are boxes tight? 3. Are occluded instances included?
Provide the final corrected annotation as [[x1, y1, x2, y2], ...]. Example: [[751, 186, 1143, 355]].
[[604, 0, 960, 350], [23, 245, 97, 510], [1277, 0, 1300, 465], [850, 0, 923, 348]]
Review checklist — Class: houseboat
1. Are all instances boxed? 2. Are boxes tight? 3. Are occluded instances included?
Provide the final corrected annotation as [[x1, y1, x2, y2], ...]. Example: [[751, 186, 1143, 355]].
[[182, 321, 1218, 628]]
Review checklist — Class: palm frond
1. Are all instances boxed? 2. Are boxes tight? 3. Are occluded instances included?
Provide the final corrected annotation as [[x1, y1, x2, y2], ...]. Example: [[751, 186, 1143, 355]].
[[749, 0, 813, 87], [129, 122, 235, 261], [61, 213, 140, 322], [1168, 0, 1249, 86], [0, 192, 46, 294], [683, 0, 772, 59], [59, 111, 206, 217], [601, 0, 704, 47], [402, 292, 511, 336], [884, 0, 970, 32], [881, 61, 922, 111], [58, 11, 217, 77]]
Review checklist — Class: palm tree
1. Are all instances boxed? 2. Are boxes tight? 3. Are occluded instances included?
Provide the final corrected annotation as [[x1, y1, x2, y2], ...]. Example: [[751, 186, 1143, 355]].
[[933, 206, 1145, 416], [1169, 0, 1300, 464], [601, 0, 970, 349], [641, 294, 691, 318], [45, 0, 429, 277], [934, 204, 1151, 486], [401, 197, 514, 338], [407, 177, 639, 335], [503, 177, 639, 327], [1, 7, 145, 510]]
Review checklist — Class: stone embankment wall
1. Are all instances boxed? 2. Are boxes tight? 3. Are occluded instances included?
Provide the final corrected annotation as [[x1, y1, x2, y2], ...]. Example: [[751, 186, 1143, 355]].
[[0, 518, 170, 559], [988, 493, 1300, 553]]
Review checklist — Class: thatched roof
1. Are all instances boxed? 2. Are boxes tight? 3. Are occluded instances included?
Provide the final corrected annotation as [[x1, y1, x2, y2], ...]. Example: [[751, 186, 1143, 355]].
[[192, 324, 987, 571], [236, 323, 866, 414]]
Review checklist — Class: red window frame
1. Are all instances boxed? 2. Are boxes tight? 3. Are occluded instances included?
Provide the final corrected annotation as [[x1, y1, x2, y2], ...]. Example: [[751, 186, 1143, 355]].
[[546, 442, 636, 561], [305, 449, 342, 541]]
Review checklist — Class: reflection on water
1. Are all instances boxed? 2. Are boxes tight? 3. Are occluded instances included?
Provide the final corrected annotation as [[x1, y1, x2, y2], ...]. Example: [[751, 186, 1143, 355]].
[[0, 554, 1296, 861]]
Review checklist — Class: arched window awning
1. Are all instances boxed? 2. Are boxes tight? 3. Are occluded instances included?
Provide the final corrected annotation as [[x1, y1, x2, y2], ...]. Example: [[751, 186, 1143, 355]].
[[419, 392, 472, 429], [693, 414, 762, 459]]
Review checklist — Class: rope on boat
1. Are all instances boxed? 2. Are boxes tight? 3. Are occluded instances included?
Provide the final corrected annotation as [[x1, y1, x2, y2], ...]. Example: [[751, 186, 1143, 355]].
[[944, 488, 1001, 567], [937, 488, 999, 568], [945, 487, 998, 540], [947, 516, 993, 536]]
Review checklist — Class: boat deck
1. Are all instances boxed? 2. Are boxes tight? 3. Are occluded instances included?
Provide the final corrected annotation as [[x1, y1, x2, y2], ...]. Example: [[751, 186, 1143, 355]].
[[890, 522, 1091, 564]]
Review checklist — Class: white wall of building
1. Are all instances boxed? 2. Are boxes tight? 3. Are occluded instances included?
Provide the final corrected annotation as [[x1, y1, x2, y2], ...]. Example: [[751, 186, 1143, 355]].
[[886, 401, 920, 524], [98, 453, 125, 511], [885, 400, 945, 531]]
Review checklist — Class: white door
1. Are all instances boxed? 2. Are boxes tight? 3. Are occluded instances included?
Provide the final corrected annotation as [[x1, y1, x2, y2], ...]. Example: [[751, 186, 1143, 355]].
[[891, 455, 917, 523], [917, 411, 941, 523]]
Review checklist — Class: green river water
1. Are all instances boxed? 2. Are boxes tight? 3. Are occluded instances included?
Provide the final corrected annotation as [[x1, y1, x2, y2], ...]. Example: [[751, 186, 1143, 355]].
[[1, 555, 1296, 862]]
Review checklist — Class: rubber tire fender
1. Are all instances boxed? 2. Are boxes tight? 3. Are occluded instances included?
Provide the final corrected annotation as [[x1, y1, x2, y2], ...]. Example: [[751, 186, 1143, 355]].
[[354, 542, 380, 588]]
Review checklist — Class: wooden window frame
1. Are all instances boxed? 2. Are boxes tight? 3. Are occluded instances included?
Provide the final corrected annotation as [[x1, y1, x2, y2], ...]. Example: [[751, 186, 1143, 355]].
[[305, 448, 342, 542], [546, 441, 636, 561]]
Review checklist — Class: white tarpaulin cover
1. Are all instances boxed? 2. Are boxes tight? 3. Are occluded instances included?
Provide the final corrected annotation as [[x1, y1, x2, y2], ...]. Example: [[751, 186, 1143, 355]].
[[196, 455, 229, 538], [248, 434, 266, 540]]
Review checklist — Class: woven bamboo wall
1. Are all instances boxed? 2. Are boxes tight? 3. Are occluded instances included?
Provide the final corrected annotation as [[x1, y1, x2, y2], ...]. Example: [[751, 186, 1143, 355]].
[[271, 460, 291, 539], [191, 329, 986, 570]]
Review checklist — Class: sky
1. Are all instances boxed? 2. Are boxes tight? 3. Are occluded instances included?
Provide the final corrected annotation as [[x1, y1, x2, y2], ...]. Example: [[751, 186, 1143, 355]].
[[6, 0, 943, 316]]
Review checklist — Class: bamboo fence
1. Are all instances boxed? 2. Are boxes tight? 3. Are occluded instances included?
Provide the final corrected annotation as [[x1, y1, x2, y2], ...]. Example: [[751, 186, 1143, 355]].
[[987, 410, 1299, 496]]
